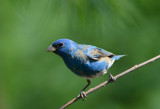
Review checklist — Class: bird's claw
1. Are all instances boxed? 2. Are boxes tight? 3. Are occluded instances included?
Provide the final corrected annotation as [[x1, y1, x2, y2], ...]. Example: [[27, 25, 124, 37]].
[[77, 91, 87, 100], [109, 73, 116, 82]]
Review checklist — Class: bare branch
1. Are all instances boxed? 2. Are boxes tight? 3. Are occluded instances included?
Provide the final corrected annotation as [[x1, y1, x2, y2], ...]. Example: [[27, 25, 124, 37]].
[[60, 55, 160, 109]]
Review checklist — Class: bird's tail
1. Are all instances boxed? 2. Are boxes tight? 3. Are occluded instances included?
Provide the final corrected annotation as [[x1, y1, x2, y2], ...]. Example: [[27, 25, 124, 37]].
[[112, 55, 126, 60]]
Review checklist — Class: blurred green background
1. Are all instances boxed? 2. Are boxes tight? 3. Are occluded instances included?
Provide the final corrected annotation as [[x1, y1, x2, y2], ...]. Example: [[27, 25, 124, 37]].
[[1, 0, 160, 109]]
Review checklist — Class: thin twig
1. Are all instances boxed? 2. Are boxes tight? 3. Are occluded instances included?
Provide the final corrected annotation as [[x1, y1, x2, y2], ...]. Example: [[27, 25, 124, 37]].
[[60, 55, 160, 109]]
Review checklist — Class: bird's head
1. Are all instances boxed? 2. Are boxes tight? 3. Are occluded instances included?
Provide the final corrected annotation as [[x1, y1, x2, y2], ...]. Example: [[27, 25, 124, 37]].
[[46, 39, 78, 57]]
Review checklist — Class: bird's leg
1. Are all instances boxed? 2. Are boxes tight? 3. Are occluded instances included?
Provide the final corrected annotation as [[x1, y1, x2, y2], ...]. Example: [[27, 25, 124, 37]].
[[77, 79, 91, 100], [108, 72, 116, 82]]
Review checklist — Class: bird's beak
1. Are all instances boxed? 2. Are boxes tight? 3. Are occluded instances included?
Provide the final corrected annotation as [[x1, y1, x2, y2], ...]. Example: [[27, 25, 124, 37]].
[[46, 45, 56, 52]]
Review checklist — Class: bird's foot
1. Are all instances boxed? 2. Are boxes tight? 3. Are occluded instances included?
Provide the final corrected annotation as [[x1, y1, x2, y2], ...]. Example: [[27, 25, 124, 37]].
[[77, 91, 87, 100], [108, 73, 116, 82]]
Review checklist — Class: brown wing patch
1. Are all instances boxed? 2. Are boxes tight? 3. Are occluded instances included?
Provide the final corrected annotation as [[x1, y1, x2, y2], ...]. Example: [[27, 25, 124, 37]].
[[82, 45, 90, 52], [99, 57, 111, 63], [90, 48, 103, 57], [74, 49, 86, 62]]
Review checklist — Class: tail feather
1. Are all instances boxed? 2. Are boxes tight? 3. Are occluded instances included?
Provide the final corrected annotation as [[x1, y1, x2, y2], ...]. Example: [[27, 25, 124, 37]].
[[112, 55, 126, 60]]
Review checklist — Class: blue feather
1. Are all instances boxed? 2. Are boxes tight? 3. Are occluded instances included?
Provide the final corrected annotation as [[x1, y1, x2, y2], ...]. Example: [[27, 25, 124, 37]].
[[112, 55, 126, 60]]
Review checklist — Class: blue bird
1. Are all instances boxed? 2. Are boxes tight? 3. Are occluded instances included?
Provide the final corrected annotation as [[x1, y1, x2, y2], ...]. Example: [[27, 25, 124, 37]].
[[46, 39, 125, 99]]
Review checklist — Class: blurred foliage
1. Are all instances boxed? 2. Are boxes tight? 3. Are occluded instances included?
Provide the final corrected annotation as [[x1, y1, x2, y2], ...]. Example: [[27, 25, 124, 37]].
[[0, 0, 160, 109]]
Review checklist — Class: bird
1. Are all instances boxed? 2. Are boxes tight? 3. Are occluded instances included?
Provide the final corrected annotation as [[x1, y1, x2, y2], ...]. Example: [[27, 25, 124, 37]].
[[46, 39, 125, 99]]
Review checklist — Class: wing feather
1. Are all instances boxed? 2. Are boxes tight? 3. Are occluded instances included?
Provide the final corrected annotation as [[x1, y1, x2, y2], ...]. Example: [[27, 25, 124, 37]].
[[86, 47, 115, 61]]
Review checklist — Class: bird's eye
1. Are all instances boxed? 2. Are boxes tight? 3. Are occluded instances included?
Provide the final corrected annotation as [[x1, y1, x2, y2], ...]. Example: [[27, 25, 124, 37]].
[[57, 42, 64, 47]]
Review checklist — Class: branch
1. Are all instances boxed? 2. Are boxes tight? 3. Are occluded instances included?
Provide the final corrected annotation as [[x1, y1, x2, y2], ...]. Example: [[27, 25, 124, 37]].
[[60, 55, 160, 109]]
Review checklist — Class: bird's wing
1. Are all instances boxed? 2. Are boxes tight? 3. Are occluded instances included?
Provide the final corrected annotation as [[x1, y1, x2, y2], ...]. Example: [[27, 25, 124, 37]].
[[86, 46, 115, 61]]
